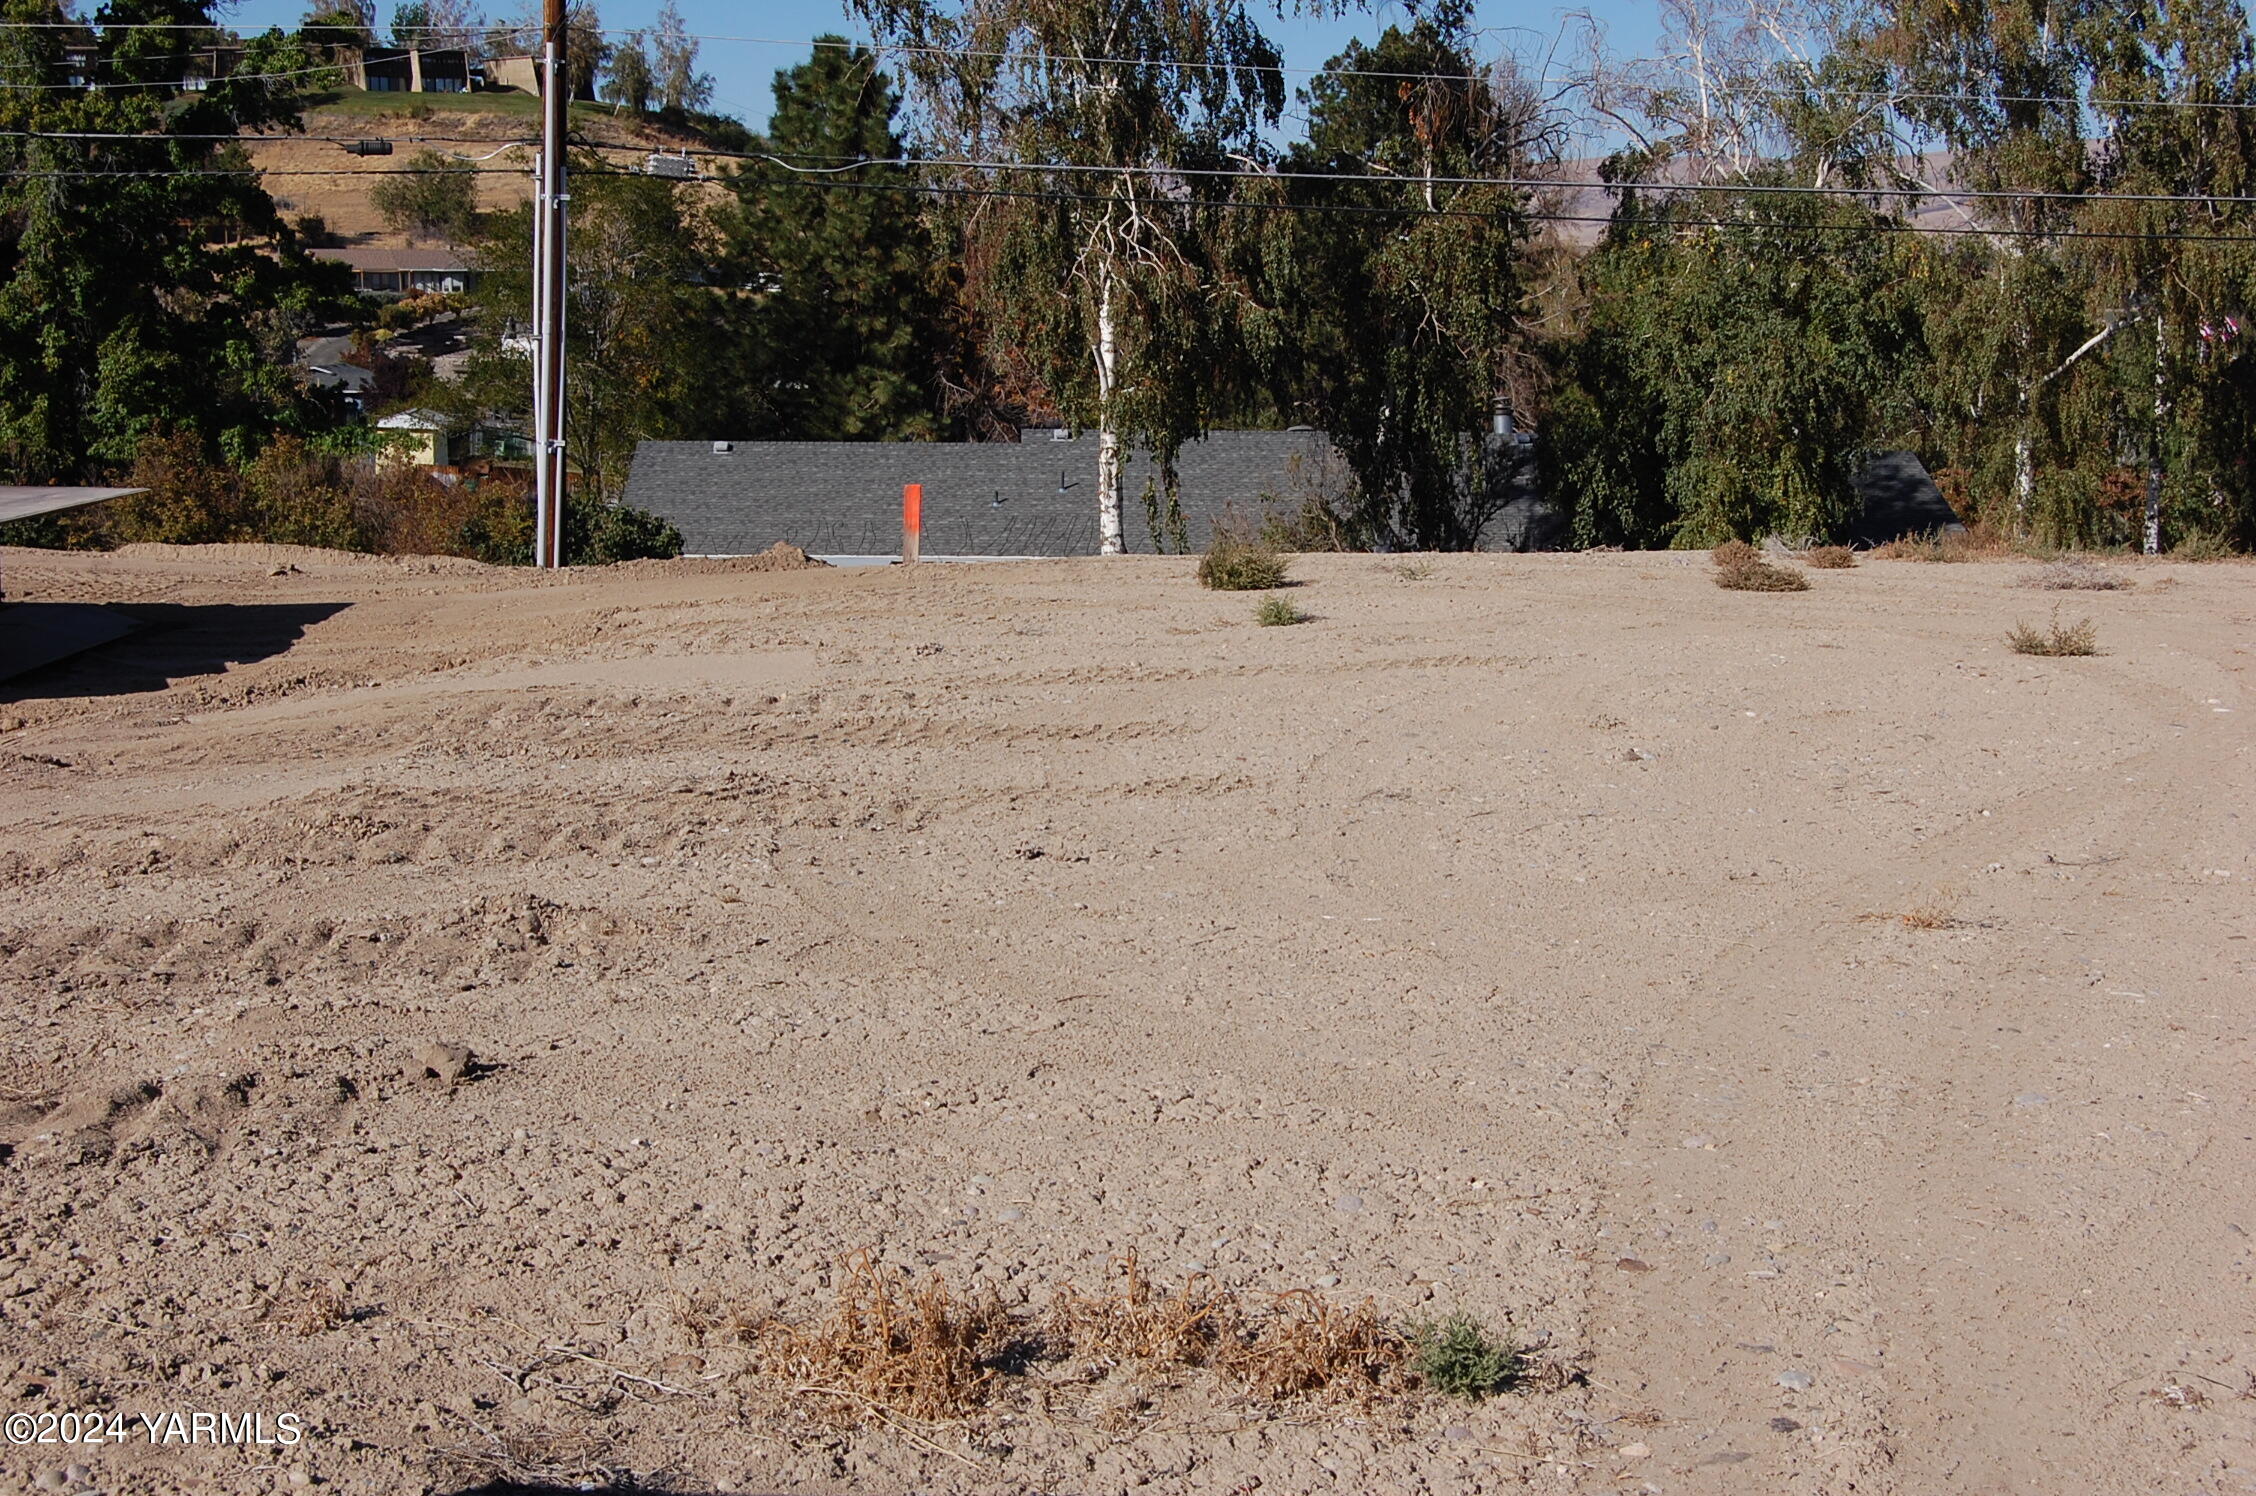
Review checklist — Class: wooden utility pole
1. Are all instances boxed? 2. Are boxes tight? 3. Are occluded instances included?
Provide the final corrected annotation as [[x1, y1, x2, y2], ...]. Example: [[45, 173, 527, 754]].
[[531, 0, 569, 568]]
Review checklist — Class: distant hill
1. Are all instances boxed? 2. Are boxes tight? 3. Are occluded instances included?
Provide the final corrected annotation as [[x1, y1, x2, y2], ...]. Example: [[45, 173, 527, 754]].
[[248, 89, 725, 248]]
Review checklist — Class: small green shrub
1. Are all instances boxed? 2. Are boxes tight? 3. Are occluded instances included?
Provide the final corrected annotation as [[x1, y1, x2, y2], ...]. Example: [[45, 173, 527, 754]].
[[2006, 610, 2098, 656], [1803, 545, 1856, 569], [1199, 531, 1290, 591], [1407, 1313, 1518, 1401], [1254, 596, 1306, 627]]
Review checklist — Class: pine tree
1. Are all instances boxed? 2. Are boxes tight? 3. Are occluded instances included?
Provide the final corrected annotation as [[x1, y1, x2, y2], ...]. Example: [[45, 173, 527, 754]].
[[0, 0, 348, 482], [721, 40, 945, 440]]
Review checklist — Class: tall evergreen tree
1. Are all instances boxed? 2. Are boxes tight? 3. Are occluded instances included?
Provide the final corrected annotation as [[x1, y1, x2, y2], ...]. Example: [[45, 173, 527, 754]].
[[721, 41, 946, 440], [0, 1, 348, 482]]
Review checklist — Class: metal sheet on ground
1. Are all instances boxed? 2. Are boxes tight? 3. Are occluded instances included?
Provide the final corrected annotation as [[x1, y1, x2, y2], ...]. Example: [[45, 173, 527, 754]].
[[0, 487, 142, 525]]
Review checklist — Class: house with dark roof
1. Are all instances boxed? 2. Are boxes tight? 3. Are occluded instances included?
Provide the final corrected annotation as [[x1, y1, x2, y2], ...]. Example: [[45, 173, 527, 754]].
[[624, 431, 1347, 558]]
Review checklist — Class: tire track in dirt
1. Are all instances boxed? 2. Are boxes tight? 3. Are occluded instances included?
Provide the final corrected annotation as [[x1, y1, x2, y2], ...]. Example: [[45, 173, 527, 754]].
[[1587, 661, 2253, 1493]]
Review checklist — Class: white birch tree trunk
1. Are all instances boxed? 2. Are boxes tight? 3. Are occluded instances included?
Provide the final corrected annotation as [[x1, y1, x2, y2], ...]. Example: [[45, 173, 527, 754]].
[[2145, 325, 2166, 555], [2014, 431, 2033, 520], [1094, 264, 1125, 556]]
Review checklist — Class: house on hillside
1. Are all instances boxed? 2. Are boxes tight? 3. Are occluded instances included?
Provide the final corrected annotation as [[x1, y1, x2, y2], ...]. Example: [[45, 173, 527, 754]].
[[318, 248, 479, 296], [482, 55, 599, 101], [347, 45, 473, 93]]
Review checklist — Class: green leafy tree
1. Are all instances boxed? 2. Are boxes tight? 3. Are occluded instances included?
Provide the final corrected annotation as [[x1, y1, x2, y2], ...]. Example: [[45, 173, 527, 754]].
[[1874, 0, 2256, 549], [851, 0, 1286, 552], [460, 160, 724, 513], [650, 1, 712, 113], [390, 0, 431, 47], [300, 2, 375, 48], [1241, 12, 1533, 549], [721, 41, 947, 439], [370, 149, 479, 242], [0, 1, 349, 483], [1547, 189, 1927, 547], [603, 29, 653, 113], [1542, 0, 1930, 547]]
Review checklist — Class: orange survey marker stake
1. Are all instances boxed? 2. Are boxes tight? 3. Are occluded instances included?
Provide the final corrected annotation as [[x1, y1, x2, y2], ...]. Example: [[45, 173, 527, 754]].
[[902, 482, 922, 564]]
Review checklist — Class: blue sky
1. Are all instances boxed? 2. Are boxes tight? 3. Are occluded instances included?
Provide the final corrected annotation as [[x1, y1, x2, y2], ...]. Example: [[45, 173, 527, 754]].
[[215, 1, 1664, 132]]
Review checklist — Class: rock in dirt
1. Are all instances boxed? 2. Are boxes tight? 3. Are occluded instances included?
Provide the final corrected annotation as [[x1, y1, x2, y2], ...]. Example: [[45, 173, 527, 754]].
[[411, 1043, 474, 1088]]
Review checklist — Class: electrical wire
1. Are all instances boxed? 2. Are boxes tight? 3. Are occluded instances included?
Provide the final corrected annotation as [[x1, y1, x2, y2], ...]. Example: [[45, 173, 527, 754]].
[[696, 146, 2256, 209], [6, 129, 2251, 210], [7, 157, 2248, 242], [2, 19, 2254, 113], [663, 167, 2256, 243]]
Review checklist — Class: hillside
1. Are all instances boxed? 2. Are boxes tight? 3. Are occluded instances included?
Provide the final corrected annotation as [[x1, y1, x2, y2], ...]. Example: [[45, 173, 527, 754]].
[[248, 88, 725, 248]]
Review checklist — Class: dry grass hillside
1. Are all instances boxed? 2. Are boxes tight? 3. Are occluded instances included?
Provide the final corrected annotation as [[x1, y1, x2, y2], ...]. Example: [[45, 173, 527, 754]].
[[249, 90, 722, 246]]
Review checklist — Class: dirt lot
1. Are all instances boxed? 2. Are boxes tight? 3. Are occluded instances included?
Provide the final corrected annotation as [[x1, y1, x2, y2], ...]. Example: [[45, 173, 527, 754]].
[[1, 543, 2250, 1496]]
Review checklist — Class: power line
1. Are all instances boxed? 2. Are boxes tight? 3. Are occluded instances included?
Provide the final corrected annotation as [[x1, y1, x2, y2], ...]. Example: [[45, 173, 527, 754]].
[[5, 128, 2250, 210], [0, 154, 2247, 241], [692, 168, 2256, 243], [3, 20, 2255, 113], [699, 147, 2256, 210], [0, 58, 345, 90]]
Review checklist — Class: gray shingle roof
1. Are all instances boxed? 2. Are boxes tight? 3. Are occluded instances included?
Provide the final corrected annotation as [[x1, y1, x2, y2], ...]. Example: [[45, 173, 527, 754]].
[[624, 431, 1337, 557]]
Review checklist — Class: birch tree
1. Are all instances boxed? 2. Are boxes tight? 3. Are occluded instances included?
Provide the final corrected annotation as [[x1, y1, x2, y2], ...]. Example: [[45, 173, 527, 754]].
[[1877, 0, 2256, 549], [849, 0, 1290, 553]]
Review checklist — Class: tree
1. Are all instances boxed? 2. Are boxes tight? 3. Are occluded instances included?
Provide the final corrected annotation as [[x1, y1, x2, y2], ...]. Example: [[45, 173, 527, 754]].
[[1870, 0, 2256, 549], [721, 40, 947, 439], [603, 29, 653, 113], [300, 2, 376, 48], [1545, 190, 1927, 547], [852, 0, 1286, 553], [0, 1, 349, 482], [411, 0, 492, 58], [461, 160, 728, 507], [1539, 0, 1930, 547], [390, 0, 430, 47], [370, 149, 479, 242], [651, 0, 711, 113], [1242, 12, 1535, 549]]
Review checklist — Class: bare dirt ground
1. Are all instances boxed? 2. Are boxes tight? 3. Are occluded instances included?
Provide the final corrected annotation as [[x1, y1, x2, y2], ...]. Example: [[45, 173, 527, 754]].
[[1, 544, 2251, 1496]]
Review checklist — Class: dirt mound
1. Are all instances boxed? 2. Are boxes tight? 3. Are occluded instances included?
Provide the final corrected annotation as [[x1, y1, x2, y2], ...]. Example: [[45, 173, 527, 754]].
[[615, 542, 830, 574]]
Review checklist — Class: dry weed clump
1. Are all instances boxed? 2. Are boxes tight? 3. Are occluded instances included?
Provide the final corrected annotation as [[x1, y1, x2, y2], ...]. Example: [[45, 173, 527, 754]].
[[1044, 1253, 1230, 1371], [286, 1281, 353, 1336], [2007, 610, 2099, 656], [1712, 540, 1811, 592], [1871, 521, 2029, 561], [2023, 559, 2131, 591], [1047, 1258, 1409, 1404], [1223, 1290, 1409, 1402], [719, 1253, 1514, 1424], [1803, 545, 1857, 569], [746, 1251, 1015, 1422], [1198, 530, 1292, 590]]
